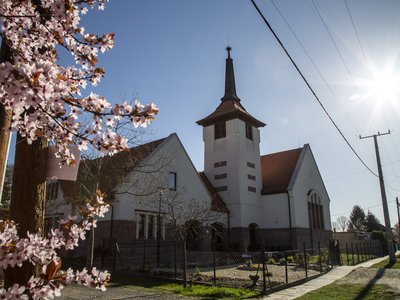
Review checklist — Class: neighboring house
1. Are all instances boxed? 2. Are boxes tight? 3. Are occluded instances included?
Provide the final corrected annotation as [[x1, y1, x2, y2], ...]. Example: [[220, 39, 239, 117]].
[[47, 133, 229, 252], [47, 48, 332, 252]]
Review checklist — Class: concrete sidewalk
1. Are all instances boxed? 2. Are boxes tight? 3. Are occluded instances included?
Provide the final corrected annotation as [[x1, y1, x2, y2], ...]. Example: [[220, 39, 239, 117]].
[[262, 255, 391, 300]]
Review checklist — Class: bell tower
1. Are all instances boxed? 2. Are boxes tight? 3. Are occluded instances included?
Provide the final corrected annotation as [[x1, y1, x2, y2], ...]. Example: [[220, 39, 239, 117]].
[[197, 48, 266, 234]]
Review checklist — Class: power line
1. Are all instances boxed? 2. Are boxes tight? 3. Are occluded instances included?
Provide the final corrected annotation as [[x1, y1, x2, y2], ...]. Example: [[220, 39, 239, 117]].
[[344, 0, 372, 77], [331, 199, 396, 217], [250, 0, 378, 177], [344, 0, 400, 192]]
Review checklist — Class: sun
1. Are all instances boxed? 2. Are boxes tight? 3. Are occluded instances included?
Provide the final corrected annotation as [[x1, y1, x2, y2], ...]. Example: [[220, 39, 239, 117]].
[[366, 66, 400, 103]]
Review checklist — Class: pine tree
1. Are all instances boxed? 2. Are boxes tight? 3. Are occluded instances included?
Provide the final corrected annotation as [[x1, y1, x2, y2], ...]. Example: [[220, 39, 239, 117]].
[[365, 210, 384, 232], [348, 205, 366, 232]]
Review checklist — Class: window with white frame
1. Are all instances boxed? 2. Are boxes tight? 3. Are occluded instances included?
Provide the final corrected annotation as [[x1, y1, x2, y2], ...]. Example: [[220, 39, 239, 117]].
[[169, 172, 177, 191]]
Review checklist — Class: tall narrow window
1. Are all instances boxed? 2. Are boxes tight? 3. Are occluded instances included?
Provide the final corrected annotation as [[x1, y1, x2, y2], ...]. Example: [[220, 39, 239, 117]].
[[169, 172, 177, 191], [308, 191, 324, 229], [147, 215, 154, 239], [214, 121, 226, 139], [245, 123, 253, 140], [138, 214, 145, 239]]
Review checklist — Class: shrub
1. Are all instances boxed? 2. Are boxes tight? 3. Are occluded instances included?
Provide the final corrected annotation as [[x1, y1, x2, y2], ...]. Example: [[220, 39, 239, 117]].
[[267, 258, 276, 264]]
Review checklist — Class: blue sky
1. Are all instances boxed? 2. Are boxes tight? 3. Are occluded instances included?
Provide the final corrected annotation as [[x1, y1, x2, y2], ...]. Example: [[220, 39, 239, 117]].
[[12, 0, 400, 227]]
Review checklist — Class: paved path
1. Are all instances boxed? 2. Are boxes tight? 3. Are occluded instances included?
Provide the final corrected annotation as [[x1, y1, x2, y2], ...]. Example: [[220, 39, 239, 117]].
[[262, 255, 392, 300]]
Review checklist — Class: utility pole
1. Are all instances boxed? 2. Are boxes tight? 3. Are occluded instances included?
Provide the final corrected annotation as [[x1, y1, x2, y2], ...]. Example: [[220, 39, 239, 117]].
[[396, 197, 400, 227], [360, 131, 396, 263]]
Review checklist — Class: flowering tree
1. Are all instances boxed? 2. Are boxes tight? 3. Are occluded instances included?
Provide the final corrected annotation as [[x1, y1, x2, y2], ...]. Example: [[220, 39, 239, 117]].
[[0, 0, 158, 298], [393, 222, 400, 244], [0, 0, 158, 163], [0, 193, 110, 299]]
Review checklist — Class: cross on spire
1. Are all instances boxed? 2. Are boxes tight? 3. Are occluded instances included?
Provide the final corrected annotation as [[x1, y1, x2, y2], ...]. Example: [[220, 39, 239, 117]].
[[221, 46, 240, 102]]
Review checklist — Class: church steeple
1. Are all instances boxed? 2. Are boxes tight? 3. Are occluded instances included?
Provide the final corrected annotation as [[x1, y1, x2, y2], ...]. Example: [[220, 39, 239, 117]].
[[221, 47, 240, 102], [196, 47, 265, 128]]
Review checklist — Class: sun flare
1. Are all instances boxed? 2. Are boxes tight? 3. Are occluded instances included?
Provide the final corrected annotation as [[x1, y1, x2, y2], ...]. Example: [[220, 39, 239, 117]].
[[367, 67, 400, 103]]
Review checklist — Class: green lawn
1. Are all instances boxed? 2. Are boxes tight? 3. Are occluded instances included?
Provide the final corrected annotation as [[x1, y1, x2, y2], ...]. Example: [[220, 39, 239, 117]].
[[296, 254, 400, 299], [370, 255, 400, 269], [110, 273, 261, 299], [295, 283, 400, 300]]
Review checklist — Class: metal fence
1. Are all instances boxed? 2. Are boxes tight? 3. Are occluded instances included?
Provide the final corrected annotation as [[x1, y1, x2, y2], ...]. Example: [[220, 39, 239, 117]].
[[338, 240, 383, 265], [96, 238, 386, 293]]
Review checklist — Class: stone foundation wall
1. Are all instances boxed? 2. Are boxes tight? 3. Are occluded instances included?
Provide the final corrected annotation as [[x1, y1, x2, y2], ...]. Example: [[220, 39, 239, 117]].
[[228, 227, 333, 251]]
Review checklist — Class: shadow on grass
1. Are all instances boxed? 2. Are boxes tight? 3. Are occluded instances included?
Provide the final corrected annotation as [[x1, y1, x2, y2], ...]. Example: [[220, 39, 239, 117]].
[[110, 271, 178, 289], [381, 261, 396, 269], [354, 268, 386, 300]]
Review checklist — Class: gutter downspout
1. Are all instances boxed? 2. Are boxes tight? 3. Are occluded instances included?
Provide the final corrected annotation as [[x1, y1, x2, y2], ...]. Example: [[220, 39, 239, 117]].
[[287, 191, 293, 249], [227, 211, 231, 246]]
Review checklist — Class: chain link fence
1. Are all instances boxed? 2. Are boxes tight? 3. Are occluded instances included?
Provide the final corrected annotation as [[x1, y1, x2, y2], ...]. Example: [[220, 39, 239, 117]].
[[96, 238, 384, 293]]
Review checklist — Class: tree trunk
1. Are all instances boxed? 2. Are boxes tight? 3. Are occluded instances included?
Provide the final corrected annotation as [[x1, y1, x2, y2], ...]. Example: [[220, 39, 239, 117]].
[[4, 133, 48, 288], [0, 41, 13, 203]]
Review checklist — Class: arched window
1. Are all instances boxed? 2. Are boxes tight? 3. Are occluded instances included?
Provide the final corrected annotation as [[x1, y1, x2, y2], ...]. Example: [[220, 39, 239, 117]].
[[248, 223, 259, 245], [308, 191, 325, 230], [186, 220, 202, 250], [211, 222, 225, 250]]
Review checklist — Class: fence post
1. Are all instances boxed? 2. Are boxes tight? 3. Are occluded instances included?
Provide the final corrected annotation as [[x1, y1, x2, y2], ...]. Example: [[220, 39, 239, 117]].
[[212, 240, 216, 285], [113, 242, 117, 270], [356, 242, 360, 264], [101, 238, 105, 269], [351, 242, 354, 265], [367, 242, 371, 259], [284, 250, 288, 284], [261, 244, 266, 294], [362, 242, 366, 262], [143, 239, 146, 272], [174, 241, 177, 279], [346, 242, 349, 265], [303, 241, 308, 278], [318, 241, 322, 273]]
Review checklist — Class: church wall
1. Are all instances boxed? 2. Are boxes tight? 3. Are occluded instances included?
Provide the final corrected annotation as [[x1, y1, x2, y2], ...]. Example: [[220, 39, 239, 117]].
[[290, 146, 332, 231], [105, 134, 228, 248], [261, 193, 290, 229], [203, 119, 263, 228]]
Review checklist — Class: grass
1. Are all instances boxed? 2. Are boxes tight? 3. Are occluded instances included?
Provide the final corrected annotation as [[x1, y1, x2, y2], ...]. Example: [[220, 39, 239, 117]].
[[370, 254, 400, 269], [340, 253, 373, 265], [295, 283, 400, 300], [158, 283, 260, 299], [110, 273, 260, 299], [296, 253, 400, 299]]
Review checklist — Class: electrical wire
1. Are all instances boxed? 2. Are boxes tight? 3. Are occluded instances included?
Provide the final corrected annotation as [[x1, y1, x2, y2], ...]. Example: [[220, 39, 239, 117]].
[[344, 0, 400, 194], [250, 0, 378, 177], [331, 199, 396, 217]]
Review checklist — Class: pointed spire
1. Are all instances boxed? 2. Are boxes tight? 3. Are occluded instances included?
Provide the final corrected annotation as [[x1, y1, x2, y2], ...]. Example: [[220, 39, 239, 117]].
[[221, 46, 240, 102]]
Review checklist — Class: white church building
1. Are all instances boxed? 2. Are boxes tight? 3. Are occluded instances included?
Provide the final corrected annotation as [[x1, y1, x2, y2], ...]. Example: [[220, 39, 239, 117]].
[[46, 49, 332, 251]]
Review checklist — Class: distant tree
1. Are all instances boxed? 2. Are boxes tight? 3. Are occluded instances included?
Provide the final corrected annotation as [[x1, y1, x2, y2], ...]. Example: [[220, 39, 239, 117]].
[[365, 210, 384, 232], [155, 189, 221, 288], [331, 222, 338, 232], [336, 216, 348, 232], [348, 205, 366, 232]]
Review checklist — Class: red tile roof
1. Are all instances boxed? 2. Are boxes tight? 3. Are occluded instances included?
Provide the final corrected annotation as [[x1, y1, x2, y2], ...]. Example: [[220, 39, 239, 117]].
[[261, 147, 303, 195], [196, 99, 265, 128]]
